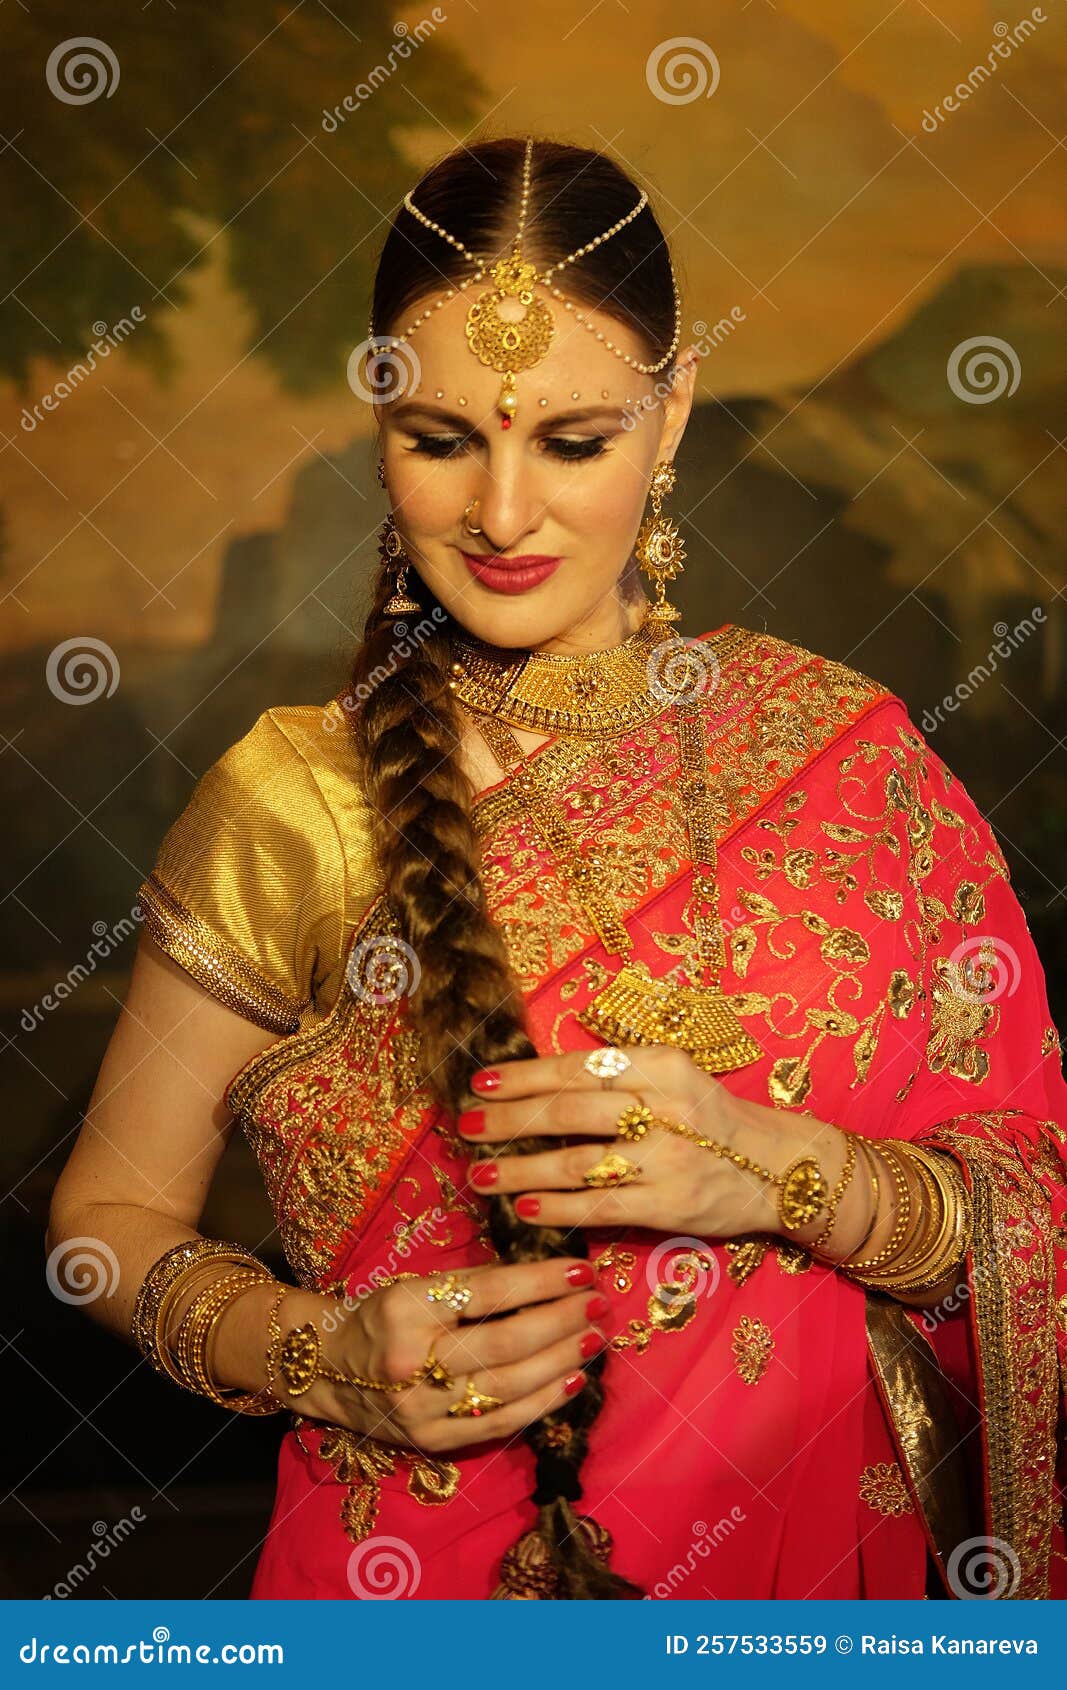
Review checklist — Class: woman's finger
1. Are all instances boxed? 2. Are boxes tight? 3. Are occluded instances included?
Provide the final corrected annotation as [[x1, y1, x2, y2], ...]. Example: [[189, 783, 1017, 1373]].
[[467, 1044, 698, 1104], [385, 1254, 598, 1333], [431, 1367, 590, 1453], [434, 1282, 606, 1376], [463, 1139, 637, 1195], [457, 1087, 650, 1142]]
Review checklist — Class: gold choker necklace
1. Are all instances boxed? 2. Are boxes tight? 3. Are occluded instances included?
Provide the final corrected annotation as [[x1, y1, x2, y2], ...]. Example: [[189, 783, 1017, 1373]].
[[447, 611, 688, 738]]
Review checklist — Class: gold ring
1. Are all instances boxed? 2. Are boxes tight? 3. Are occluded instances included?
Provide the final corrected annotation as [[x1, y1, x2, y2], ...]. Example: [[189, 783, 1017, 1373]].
[[425, 1272, 472, 1314], [446, 1377, 504, 1418], [582, 1046, 632, 1090], [615, 1102, 655, 1143], [583, 1149, 641, 1188]]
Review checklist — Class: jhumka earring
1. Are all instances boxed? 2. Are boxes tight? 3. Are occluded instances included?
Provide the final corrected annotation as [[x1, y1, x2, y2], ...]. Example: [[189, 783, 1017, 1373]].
[[366, 136, 682, 429], [635, 460, 685, 625], [378, 516, 422, 617]]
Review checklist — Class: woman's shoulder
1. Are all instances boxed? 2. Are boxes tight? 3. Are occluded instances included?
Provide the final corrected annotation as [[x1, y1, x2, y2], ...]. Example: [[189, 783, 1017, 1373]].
[[137, 699, 381, 1033]]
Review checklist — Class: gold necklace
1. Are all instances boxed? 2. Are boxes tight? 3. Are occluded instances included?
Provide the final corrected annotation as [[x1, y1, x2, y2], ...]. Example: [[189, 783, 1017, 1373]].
[[465, 688, 763, 1077], [447, 611, 684, 739]]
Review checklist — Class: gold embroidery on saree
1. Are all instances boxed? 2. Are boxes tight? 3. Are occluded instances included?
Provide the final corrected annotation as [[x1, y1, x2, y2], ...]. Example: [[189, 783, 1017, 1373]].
[[732, 1316, 774, 1384], [859, 1461, 914, 1517]]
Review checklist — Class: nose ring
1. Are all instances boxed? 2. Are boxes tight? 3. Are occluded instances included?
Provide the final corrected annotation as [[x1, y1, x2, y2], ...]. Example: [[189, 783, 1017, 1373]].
[[463, 498, 483, 536]]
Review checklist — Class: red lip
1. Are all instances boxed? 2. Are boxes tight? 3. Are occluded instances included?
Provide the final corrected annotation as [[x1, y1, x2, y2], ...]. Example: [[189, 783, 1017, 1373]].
[[459, 550, 562, 594]]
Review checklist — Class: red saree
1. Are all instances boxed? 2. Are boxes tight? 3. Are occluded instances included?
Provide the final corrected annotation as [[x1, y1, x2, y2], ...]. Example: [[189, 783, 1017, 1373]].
[[140, 623, 1067, 1601]]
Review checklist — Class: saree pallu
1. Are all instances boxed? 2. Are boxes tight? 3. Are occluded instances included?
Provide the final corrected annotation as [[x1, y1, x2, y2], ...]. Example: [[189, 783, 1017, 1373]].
[[211, 627, 1067, 1601]]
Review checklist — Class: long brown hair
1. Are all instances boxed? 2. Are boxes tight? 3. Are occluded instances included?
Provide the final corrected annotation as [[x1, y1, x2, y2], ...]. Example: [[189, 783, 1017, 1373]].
[[350, 135, 679, 1599]]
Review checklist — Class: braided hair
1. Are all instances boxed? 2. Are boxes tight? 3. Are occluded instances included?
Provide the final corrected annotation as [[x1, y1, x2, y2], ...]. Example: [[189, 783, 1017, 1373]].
[[350, 134, 679, 1599]]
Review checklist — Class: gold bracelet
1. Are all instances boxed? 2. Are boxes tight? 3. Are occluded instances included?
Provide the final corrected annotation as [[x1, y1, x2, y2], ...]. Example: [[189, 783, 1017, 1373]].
[[133, 1239, 264, 1375], [848, 1135, 881, 1256], [153, 1256, 261, 1387], [873, 1149, 972, 1293], [808, 1131, 858, 1253], [278, 1322, 356, 1398], [841, 1138, 911, 1277], [174, 1267, 275, 1406], [856, 1145, 940, 1283]]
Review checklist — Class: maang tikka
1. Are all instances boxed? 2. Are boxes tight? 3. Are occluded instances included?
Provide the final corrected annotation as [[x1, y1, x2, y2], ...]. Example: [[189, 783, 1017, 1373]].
[[366, 136, 682, 428]]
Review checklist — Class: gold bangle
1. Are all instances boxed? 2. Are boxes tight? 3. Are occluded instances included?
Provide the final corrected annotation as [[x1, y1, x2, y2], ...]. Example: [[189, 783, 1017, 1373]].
[[154, 1257, 260, 1387], [862, 1145, 951, 1285], [133, 1239, 264, 1375], [808, 1131, 858, 1253], [842, 1138, 911, 1277], [175, 1268, 275, 1406], [848, 1135, 881, 1255], [873, 1149, 972, 1293]]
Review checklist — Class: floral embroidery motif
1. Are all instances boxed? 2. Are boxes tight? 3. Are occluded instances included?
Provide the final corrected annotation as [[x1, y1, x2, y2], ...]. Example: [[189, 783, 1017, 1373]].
[[859, 1461, 914, 1517], [726, 1237, 812, 1285], [292, 1417, 460, 1545], [732, 1315, 774, 1384], [608, 1249, 718, 1356]]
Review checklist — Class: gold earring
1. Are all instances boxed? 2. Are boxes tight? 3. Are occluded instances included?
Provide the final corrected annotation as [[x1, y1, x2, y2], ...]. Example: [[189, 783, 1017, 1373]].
[[635, 460, 684, 625], [379, 515, 422, 616], [376, 457, 387, 489]]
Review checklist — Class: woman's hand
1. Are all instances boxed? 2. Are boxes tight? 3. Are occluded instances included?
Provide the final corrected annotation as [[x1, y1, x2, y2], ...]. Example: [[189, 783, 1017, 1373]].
[[260, 1258, 611, 1454], [455, 1046, 853, 1245]]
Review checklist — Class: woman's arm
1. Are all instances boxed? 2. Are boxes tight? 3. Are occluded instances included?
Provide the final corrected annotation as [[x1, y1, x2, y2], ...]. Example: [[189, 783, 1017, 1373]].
[[46, 932, 330, 1390]]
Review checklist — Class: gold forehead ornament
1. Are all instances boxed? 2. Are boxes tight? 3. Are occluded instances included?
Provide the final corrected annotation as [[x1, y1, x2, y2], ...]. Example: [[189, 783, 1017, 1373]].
[[367, 136, 681, 426]]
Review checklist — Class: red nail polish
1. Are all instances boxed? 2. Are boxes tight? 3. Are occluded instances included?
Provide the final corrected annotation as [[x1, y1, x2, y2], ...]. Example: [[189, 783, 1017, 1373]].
[[580, 1331, 607, 1359], [458, 1110, 485, 1135], [472, 1069, 501, 1092], [585, 1294, 610, 1320], [565, 1263, 595, 1287], [469, 1161, 499, 1188], [563, 1371, 586, 1396], [515, 1195, 540, 1218]]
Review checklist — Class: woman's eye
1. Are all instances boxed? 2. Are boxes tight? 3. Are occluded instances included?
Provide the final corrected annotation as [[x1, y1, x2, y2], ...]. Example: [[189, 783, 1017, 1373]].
[[544, 437, 609, 461], [408, 434, 469, 459], [406, 433, 609, 462]]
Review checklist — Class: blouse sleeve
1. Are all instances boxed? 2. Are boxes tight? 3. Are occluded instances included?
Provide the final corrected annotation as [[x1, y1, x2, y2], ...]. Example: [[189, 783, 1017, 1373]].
[[136, 708, 349, 1034]]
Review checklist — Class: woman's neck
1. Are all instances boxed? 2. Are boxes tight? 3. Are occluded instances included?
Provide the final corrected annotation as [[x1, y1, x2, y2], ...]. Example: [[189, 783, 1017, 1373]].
[[528, 590, 652, 658]]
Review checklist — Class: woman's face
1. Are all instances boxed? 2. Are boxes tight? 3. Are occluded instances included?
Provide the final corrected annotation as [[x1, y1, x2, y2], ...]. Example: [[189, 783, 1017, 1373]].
[[374, 286, 697, 651]]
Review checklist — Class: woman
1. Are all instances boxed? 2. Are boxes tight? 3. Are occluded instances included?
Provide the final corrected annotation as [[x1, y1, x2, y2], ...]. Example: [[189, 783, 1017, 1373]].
[[48, 135, 1067, 1602]]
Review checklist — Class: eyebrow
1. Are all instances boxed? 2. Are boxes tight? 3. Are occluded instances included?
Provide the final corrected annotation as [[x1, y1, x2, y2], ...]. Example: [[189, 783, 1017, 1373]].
[[390, 401, 627, 430]]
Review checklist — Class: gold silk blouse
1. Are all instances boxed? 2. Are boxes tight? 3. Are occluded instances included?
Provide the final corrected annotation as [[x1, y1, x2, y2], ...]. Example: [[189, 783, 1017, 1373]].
[[137, 700, 378, 1034]]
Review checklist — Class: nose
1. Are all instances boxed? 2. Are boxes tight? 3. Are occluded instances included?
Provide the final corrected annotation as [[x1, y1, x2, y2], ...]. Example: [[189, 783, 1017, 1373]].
[[464, 455, 545, 554]]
